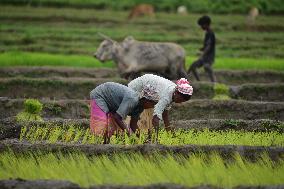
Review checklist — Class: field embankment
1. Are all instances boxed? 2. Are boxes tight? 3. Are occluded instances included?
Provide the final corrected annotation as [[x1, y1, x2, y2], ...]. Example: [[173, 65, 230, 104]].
[[1, 139, 284, 161], [1, 67, 284, 85], [2, 179, 280, 189], [0, 78, 283, 101], [1, 99, 284, 120]]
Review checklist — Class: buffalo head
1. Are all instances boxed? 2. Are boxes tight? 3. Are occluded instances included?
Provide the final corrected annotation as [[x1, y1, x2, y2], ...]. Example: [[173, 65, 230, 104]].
[[94, 33, 119, 62]]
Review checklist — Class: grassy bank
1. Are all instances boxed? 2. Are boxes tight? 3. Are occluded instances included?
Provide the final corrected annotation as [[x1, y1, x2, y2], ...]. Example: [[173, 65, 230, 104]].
[[0, 51, 283, 70], [0, 151, 283, 187]]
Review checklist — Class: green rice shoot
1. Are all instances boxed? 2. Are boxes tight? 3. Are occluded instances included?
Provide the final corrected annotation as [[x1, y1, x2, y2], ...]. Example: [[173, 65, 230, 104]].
[[19, 126, 284, 146], [0, 151, 283, 188], [0, 51, 284, 71]]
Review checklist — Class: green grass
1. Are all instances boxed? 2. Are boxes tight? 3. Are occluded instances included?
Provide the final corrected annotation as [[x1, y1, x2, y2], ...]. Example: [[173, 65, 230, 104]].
[[0, 151, 283, 187], [0, 51, 114, 68], [20, 126, 284, 146], [211, 58, 284, 70], [213, 83, 231, 100], [187, 57, 284, 71], [1, 51, 284, 71]]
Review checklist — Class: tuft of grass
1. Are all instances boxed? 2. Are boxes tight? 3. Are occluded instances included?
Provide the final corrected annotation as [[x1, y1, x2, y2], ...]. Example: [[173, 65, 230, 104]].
[[212, 94, 231, 100], [0, 151, 283, 188], [214, 83, 230, 95], [213, 83, 231, 100], [16, 99, 43, 122], [23, 99, 43, 114]]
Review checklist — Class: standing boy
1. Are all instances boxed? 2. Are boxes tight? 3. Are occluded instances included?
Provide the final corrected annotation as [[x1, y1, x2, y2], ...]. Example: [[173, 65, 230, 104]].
[[188, 15, 216, 82]]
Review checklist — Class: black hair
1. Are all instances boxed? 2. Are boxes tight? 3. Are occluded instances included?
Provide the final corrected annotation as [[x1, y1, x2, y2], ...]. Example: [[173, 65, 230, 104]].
[[198, 15, 211, 26], [140, 97, 156, 104], [177, 91, 191, 101]]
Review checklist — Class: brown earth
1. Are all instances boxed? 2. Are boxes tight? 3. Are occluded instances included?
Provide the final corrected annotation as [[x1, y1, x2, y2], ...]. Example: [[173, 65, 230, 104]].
[[231, 83, 284, 102], [0, 78, 212, 99], [0, 139, 283, 161], [172, 119, 284, 132], [0, 98, 90, 119], [170, 100, 284, 121], [1, 98, 284, 120], [191, 70, 284, 85], [1, 68, 283, 85], [0, 77, 128, 100], [0, 77, 283, 101], [0, 67, 119, 78], [1, 179, 283, 189], [1, 118, 283, 140]]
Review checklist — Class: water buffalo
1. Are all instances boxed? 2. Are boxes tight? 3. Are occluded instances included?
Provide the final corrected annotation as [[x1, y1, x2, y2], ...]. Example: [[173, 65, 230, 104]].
[[94, 34, 188, 80], [128, 4, 155, 20]]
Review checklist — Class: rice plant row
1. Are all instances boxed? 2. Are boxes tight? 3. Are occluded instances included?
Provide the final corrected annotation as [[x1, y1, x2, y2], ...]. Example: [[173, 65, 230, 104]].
[[1, 52, 284, 70], [0, 151, 283, 188], [19, 125, 284, 146]]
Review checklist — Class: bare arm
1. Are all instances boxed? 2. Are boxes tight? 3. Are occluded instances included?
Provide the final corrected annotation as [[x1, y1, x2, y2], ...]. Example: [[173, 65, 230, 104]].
[[162, 110, 171, 131], [129, 117, 139, 134], [111, 112, 130, 134]]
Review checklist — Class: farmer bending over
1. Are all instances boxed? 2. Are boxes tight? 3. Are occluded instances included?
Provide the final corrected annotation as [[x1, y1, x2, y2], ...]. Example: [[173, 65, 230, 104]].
[[187, 15, 216, 82], [128, 74, 193, 135], [90, 82, 155, 143]]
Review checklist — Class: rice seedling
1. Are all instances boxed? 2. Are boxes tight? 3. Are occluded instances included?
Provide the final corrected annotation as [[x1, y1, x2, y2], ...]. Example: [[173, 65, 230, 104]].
[[213, 83, 231, 100], [16, 99, 43, 122], [0, 151, 283, 188], [0, 51, 283, 70], [19, 126, 284, 146]]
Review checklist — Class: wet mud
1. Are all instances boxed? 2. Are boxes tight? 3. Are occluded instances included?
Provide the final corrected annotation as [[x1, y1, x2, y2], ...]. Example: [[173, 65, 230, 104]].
[[0, 139, 283, 161], [1, 99, 284, 120], [1, 68, 283, 85], [0, 78, 283, 101], [1, 179, 283, 189], [0, 67, 119, 78]]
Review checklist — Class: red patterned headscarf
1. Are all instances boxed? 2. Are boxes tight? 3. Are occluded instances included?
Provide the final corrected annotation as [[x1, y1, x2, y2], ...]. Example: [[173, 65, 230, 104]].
[[176, 78, 193, 95]]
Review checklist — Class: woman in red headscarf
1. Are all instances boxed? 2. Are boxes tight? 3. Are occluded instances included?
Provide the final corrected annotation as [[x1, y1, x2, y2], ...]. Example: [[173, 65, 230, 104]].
[[128, 74, 193, 135]]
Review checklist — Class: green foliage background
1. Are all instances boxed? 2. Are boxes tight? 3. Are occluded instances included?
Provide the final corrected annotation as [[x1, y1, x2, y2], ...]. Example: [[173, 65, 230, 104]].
[[0, 0, 283, 14]]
